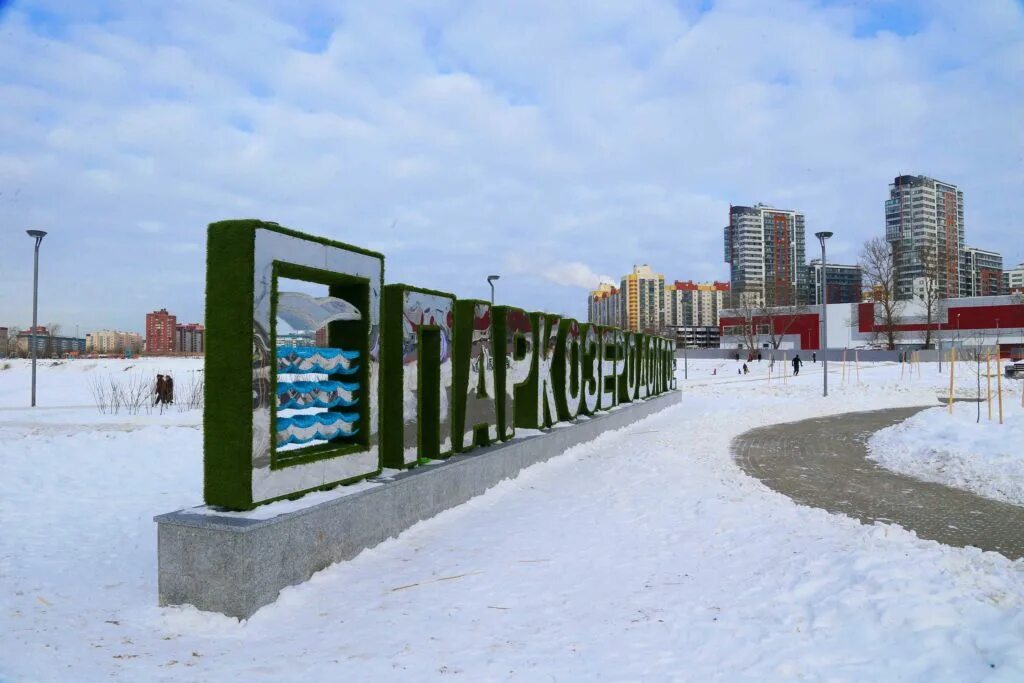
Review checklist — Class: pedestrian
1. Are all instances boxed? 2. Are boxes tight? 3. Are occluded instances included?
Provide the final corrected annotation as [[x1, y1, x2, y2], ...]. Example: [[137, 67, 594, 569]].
[[757, 351, 762, 363], [742, 363, 749, 375], [735, 352, 740, 362], [154, 374, 165, 406], [792, 354, 803, 376], [164, 374, 175, 405], [812, 351, 817, 364]]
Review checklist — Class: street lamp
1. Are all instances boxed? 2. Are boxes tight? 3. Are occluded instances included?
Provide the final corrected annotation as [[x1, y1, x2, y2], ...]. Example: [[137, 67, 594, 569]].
[[26, 229, 47, 407], [487, 274, 500, 304], [815, 231, 833, 397]]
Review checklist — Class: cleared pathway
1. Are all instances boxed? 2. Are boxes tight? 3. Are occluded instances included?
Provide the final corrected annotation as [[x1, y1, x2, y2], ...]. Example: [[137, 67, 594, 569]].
[[733, 407, 1024, 560]]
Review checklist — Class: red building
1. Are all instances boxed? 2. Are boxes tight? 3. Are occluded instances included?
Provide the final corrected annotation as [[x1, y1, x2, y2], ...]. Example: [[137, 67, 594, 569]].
[[720, 295, 1024, 359], [146, 309, 177, 354]]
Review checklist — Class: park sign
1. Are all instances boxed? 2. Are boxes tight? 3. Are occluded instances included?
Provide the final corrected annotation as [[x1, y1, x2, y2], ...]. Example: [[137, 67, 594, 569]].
[[204, 220, 677, 510]]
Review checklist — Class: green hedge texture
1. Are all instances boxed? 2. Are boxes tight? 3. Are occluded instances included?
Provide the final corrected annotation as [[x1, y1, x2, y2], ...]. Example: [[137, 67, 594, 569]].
[[203, 219, 385, 510], [552, 319, 582, 421], [578, 322, 600, 416], [203, 221, 257, 509], [514, 312, 560, 429], [380, 284, 455, 468], [451, 299, 498, 452]]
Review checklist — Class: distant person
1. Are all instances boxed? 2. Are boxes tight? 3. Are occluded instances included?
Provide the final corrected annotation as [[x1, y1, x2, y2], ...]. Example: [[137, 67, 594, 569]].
[[757, 351, 762, 363], [154, 375, 166, 406], [792, 354, 803, 376], [735, 352, 740, 362], [812, 352, 817, 364], [164, 374, 175, 405], [742, 363, 749, 375]]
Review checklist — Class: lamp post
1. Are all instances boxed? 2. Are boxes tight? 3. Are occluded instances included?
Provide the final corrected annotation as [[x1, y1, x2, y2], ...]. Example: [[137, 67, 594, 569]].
[[815, 231, 833, 397], [486, 274, 500, 304], [26, 230, 47, 407]]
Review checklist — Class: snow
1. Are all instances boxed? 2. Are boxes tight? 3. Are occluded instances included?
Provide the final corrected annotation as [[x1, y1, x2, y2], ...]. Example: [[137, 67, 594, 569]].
[[2, 356, 1024, 680], [869, 402, 1024, 506]]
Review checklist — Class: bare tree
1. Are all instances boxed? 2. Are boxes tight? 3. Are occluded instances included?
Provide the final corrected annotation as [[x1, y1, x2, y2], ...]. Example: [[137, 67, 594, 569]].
[[860, 237, 902, 350], [915, 245, 941, 348], [5, 326, 21, 357]]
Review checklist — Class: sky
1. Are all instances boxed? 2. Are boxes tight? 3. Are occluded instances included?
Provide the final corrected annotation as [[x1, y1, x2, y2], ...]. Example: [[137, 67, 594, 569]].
[[1, 0, 1022, 335]]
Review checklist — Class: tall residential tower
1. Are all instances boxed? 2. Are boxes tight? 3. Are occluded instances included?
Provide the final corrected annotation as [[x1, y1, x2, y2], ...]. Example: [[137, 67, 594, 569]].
[[884, 174, 965, 300], [724, 204, 807, 307]]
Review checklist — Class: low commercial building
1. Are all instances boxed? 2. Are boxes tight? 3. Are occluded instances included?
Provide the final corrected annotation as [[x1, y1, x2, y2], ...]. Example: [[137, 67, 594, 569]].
[[720, 294, 1024, 358]]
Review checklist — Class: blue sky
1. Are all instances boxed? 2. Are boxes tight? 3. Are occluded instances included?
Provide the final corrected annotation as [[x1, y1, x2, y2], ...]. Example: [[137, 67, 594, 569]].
[[1, 0, 1022, 334]]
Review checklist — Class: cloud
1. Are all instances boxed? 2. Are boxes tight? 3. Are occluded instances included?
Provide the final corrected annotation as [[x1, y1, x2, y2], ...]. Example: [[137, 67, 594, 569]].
[[506, 253, 616, 291], [0, 0, 1021, 332]]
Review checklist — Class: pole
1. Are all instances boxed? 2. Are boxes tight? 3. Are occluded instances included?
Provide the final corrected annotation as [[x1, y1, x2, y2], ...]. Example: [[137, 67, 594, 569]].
[[683, 341, 688, 381], [820, 240, 829, 397], [30, 238, 41, 407], [489, 281, 495, 304]]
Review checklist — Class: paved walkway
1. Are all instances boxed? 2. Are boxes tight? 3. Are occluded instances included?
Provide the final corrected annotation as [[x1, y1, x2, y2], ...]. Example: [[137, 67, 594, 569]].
[[733, 407, 1024, 560]]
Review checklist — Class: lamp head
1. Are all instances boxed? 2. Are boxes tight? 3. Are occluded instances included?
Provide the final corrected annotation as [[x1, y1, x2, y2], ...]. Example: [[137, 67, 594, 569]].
[[814, 231, 833, 245], [487, 274, 500, 283], [27, 229, 47, 242]]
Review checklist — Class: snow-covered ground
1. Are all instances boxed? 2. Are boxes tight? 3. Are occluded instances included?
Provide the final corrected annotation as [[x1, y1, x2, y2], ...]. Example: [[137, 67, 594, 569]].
[[869, 401, 1024, 506], [2, 357, 1024, 681]]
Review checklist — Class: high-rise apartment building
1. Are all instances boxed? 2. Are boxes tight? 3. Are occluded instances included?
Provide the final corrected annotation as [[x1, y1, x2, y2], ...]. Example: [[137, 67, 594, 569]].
[[1005, 263, 1024, 294], [962, 247, 1003, 298], [587, 282, 622, 328], [884, 175, 965, 300], [621, 264, 665, 332], [665, 281, 730, 327], [175, 323, 205, 354], [807, 260, 863, 305], [145, 308, 177, 354], [85, 330, 144, 356], [724, 204, 807, 307]]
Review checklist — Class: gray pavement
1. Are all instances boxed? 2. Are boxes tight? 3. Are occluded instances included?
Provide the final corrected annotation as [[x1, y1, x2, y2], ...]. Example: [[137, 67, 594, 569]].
[[733, 407, 1024, 560]]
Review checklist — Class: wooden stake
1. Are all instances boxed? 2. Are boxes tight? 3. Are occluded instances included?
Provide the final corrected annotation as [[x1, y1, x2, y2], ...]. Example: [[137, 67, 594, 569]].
[[987, 352, 993, 421], [948, 347, 955, 414], [997, 358, 1004, 424]]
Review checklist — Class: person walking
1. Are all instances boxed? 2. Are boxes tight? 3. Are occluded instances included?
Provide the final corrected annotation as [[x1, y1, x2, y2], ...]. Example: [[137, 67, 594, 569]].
[[812, 351, 817, 364], [164, 374, 175, 405], [792, 354, 803, 376], [742, 363, 749, 375], [757, 351, 762, 363], [154, 375, 165, 406]]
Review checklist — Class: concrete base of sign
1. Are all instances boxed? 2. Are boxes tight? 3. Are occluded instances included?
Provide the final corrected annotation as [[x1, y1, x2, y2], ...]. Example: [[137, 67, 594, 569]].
[[155, 391, 681, 619]]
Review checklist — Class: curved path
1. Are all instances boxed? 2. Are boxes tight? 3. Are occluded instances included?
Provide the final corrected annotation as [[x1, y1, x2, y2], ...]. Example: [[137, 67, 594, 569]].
[[733, 407, 1024, 560]]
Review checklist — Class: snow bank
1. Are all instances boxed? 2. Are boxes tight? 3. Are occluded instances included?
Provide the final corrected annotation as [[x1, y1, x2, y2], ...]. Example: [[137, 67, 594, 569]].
[[868, 402, 1024, 505]]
